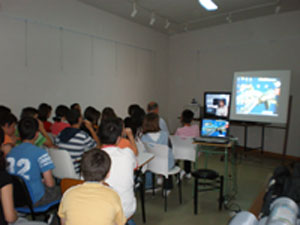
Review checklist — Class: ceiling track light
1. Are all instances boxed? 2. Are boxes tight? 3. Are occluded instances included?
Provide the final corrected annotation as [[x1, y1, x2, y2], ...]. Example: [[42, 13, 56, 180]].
[[198, 0, 218, 11], [149, 12, 156, 26], [184, 24, 188, 32], [131, 2, 138, 18], [164, 19, 170, 29]]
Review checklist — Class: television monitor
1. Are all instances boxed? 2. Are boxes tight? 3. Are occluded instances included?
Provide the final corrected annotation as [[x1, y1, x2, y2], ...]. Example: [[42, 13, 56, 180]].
[[204, 92, 231, 118], [201, 118, 230, 138], [230, 70, 291, 124]]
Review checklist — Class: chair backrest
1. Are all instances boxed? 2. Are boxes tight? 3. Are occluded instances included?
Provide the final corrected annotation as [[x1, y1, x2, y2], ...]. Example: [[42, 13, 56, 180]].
[[143, 142, 169, 178], [169, 135, 196, 162], [60, 178, 84, 195], [11, 175, 34, 209], [48, 149, 79, 179]]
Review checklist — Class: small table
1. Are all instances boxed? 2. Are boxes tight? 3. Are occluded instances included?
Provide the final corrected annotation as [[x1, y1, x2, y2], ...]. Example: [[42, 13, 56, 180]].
[[194, 140, 237, 203]]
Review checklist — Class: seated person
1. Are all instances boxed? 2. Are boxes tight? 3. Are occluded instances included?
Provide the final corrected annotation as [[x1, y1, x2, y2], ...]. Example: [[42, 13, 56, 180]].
[[124, 105, 145, 138], [52, 105, 70, 136], [81, 106, 101, 146], [216, 99, 228, 117], [175, 109, 200, 178], [70, 103, 82, 116], [141, 113, 175, 192], [55, 109, 97, 174], [38, 103, 52, 133], [6, 117, 60, 206], [98, 118, 136, 223], [0, 128, 47, 225], [147, 102, 169, 134], [20, 107, 53, 148], [0, 113, 17, 155], [58, 148, 126, 225]]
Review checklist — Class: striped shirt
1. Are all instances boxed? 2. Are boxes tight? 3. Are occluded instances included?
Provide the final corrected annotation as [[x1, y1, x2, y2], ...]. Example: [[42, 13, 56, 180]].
[[55, 129, 96, 174]]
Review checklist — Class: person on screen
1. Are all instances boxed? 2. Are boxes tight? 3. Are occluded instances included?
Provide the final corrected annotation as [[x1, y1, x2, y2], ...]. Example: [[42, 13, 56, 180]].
[[216, 99, 228, 117]]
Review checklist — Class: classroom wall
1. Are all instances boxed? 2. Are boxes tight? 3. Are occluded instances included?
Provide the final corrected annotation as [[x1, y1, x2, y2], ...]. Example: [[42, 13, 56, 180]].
[[168, 11, 300, 156], [0, 0, 169, 118]]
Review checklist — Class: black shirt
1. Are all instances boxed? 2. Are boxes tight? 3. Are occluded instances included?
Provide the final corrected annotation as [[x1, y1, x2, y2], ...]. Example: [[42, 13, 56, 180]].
[[0, 171, 13, 225]]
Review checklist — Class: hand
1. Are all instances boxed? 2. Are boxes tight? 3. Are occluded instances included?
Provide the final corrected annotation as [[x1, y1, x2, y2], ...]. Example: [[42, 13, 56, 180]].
[[125, 128, 133, 137]]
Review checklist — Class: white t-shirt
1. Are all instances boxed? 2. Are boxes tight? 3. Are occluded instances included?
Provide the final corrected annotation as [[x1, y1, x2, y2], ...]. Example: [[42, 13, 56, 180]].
[[216, 106, 228, 117], [102, 146, 137, 219]]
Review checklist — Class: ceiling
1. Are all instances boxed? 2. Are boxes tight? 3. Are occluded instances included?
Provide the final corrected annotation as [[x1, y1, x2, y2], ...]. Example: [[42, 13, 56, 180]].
[[78, 0, 300, 35]]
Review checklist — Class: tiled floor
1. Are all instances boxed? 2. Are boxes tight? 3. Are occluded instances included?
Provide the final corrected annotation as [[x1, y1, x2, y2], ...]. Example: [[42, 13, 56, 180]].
[[132, 151, 284, 225]]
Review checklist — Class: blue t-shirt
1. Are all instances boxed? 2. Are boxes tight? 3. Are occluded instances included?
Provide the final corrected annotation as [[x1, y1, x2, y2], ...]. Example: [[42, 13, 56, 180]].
[[6, 143, 55, 203]]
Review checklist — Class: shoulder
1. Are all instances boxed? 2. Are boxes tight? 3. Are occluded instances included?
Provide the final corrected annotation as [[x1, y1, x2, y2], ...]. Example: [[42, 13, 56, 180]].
[[0, 171, 12, 188]]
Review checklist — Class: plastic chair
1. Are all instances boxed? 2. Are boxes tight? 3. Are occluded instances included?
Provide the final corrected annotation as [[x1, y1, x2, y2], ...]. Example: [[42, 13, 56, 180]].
[[143, 142, 182, 211], [48, 149, 79, 179], [169, 135, 197, 162], [11, 175, 60, 220]]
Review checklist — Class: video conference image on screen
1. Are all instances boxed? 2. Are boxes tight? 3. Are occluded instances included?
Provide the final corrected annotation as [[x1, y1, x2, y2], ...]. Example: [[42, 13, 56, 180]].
[[236, 76, 281, 117]]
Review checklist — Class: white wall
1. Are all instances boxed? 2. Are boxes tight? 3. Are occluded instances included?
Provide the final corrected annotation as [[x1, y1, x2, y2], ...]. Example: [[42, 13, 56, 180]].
[[0, 0, 169, 118], [168, 11, 300, 156]]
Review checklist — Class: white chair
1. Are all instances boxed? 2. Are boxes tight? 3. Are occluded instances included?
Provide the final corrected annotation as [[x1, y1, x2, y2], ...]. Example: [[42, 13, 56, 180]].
[[169, 135, 197, 162], [143, 142, 182, 211], [48, 149, 79, 179]]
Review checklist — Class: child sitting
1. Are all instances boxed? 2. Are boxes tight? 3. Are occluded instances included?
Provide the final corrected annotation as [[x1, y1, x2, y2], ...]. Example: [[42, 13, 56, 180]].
[[58, 148, 126, 225], [175, 109, 200, 178]]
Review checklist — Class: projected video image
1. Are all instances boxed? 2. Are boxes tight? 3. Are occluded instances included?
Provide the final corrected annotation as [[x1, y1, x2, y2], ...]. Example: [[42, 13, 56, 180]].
[[205, 94, 230, 117], [201, 119, 229, 137], [236, 76, 281, 116]]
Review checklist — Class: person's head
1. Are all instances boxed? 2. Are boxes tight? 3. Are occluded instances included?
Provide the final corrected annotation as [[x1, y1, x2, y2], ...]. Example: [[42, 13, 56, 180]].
[[0, 113, 18, 136], [0, 128, 6, 171], [66, 109, 82, 126], [101, 107, 117, 122], [84, 106, 101, 126], [147, 102, 159, 114], [142, 113, 160, 134], [0, 105, 11, 119], [18, 117, 39, 141], [20, 107, 38, 119], [53, 105, 70, 122], [181, 109, 194, 125], [38, 103, 52, 121], [218, 99, 225, 107], [70, 103, 81, 114], [128, 104, 140, 117], [81, 148, 111, 181], [98, 118, 123, 145]]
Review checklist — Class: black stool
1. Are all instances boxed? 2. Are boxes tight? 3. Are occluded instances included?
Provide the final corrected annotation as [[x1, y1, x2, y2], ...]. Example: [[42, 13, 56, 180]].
[[192, 169, 224, 214]]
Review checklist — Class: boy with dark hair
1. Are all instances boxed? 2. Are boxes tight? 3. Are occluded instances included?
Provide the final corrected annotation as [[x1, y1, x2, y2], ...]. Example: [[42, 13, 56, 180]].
[[0, 113, 17, 155], [55, 109, 97, 174], [175, 109, 200, 178], [19, 107, 53, 148], [58, 148, 126, 225], [98, 119, 137, 223], [6, 117, 60, 206]]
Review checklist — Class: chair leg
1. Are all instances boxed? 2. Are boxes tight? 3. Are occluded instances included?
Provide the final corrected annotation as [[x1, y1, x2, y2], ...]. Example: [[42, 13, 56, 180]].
[[140, 180, 146, 223], [163, 177, 167, 212], [194, 178, 198, 215], [177, 173, 182, 204], [152, 173, 156, 196], [219, 176, 224, 211]]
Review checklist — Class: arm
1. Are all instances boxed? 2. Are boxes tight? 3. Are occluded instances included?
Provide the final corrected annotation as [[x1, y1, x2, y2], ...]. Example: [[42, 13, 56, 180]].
[[43, 170, 55, 187], [1, 184, 18, 223], [125, 128, 138, 156], [83, 120, 101, 148], [38, 119, 54, 147]]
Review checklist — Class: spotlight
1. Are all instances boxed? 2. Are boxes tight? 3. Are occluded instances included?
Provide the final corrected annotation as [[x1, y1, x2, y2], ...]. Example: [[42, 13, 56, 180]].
[[131, 2, 138, 18], [149, 12, 156, 26], [275, 5, 281, 14], [165, 19, 170, 29], [226, 14, 232, 23]]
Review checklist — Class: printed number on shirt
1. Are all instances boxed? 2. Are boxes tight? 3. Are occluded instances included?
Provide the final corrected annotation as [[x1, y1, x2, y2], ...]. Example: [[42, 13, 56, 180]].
[[6, 157, 31, 180]]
